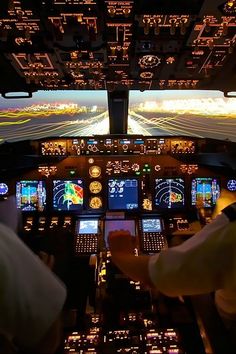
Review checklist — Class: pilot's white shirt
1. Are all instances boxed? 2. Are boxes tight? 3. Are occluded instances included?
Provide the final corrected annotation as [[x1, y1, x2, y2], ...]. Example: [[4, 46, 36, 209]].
[[0, 222, 66, 349], [149, 212, 236, 318]]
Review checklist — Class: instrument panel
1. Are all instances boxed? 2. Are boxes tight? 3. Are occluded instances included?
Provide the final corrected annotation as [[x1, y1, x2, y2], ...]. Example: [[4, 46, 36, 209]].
[[2, 167, 227, 213], [1, 135, 234, 257], [1, 136, 234, 214], [0, 133, 234, 256], [1, 135, 230, 354], [39, 137, 195, 156]]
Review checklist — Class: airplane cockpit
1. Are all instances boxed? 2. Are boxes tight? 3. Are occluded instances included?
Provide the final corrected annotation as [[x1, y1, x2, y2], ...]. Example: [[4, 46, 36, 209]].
[[1, 1, 236, 353]]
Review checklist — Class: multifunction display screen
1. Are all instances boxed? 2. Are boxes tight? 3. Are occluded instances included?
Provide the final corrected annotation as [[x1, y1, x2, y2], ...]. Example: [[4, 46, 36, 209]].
[[154, 178, 185, 209], [108, 178, 139, 210], [16, 180, 46, 211], [53, 179, 83, 211], [142, 218, 163, 233], [191, 177, 220, 207], [77, 219, 99, 234]]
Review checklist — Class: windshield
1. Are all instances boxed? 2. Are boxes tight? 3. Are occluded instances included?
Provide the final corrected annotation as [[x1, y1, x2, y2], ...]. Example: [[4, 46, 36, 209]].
[[128, 90, 236, 141], [0, 90, 236, 142]]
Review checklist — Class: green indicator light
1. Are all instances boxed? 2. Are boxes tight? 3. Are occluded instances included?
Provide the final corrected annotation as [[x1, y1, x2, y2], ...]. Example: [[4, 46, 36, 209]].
[[70, 170, 76, 176], [147, 168, 151, 172], [144, 164, 149, 167], [136, 171, 141, 175]]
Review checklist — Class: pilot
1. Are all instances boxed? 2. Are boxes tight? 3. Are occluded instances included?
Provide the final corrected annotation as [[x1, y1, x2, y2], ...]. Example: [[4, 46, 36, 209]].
[[109, 189, 236, 333], [0, 196, 66, 354]]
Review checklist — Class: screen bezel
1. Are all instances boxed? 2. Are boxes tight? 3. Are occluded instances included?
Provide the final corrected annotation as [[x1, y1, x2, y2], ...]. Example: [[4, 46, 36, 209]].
[[16, 180, 47, 212], [52, 179, 84, 212], [154, 177, 185, 210], [107, 178, 139, 211]]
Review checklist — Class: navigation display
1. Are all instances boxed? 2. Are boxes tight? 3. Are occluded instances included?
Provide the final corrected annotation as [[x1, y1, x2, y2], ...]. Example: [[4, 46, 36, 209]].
[[16, 180, 46, 211], [108, 178, 139, 210], [104, 219, 136, 248], [77, 219, 99, 234], [154, 178, 185, 209], [53, 179, 83, 211], [142, 218, 163, 233], [191, 177, 220, 208]]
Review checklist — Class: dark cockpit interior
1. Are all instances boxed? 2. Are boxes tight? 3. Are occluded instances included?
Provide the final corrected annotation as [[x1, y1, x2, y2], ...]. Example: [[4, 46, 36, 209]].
[[1, 1, 236, 353]]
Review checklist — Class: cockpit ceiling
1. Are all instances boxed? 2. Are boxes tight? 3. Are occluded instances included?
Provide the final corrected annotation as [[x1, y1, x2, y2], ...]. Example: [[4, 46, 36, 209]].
[[1, 0, 236, 94], [0, 90, 236, 143]]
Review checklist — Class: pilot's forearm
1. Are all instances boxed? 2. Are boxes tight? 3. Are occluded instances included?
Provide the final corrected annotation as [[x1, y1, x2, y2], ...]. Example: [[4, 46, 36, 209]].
[[111, 253, 153, 288]]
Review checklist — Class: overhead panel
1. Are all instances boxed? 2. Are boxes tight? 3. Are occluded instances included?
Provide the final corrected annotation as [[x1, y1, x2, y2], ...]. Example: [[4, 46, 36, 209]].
[[0, 0, 236, 94]]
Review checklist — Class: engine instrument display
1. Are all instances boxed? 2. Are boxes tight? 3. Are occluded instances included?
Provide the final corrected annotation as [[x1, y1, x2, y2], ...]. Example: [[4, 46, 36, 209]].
[[191, 177, 220, 208], [108, 178, 139, 210], [16, 180, 46, 211], [53, 179, 83, 211], [154, 178, 185, 209]]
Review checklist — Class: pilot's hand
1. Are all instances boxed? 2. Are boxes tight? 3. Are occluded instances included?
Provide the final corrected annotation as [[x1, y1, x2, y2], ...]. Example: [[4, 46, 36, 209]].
[[108, 230, 136, 256], [213, 189, 236, 218]]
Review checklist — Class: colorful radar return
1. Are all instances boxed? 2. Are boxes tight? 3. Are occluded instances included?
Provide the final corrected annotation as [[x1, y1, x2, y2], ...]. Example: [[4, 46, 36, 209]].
[[53, 179, 83, 211], [154, 178, 185, 209]]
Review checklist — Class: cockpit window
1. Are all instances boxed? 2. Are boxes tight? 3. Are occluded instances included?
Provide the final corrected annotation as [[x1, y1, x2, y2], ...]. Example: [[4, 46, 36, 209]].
[[0, 90, 108, 143], [128, 90, 236, 141], [1, 90, 236, 142]]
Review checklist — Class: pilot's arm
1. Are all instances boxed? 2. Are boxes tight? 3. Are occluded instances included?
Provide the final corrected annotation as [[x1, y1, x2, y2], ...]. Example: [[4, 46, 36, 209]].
[[109, 191, 236, 299], [109, 212, 231, 292], [148, 212, 232, 296], [0, 222, 66, 354]]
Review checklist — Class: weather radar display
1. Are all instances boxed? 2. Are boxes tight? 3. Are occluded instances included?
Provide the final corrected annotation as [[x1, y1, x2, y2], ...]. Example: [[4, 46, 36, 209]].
[[154, 178, 185, 209], [53, 179, 83, 211]]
